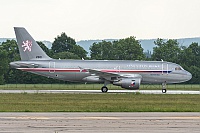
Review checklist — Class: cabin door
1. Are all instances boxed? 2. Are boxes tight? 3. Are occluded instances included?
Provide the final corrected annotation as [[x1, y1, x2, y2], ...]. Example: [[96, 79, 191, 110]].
[[162, 62, 169, 75], [49, 61, 55, 73]]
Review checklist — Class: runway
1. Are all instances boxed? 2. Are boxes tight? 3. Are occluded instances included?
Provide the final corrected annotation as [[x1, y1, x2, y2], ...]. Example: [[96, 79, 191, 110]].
[[0, 112, 199, 133], [0, 89, 199, 94]]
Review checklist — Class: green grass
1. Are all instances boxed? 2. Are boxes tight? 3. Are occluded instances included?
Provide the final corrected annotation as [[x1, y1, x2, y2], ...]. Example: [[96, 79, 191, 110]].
[[0, 93, 199, 112], [0, 84, 200, 91]]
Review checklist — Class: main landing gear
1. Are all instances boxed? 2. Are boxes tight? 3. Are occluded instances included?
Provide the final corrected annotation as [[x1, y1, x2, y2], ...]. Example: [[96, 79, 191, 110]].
[[101, 80, 109, 93], [101, 86, 108, 93], [162, 82, 167, 93]]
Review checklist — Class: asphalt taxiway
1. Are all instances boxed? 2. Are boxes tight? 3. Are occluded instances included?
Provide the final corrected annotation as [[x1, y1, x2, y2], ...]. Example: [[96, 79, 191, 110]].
[[0, 90, 199, 94], [0, 112, 199, 133]]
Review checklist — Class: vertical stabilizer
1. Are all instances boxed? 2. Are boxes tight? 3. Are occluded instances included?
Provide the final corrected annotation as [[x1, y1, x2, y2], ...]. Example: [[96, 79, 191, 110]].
[[14, 27, 51, 60]]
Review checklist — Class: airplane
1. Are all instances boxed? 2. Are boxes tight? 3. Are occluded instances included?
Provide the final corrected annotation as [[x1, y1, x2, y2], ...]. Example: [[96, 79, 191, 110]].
[[10, 27, 192, 93]]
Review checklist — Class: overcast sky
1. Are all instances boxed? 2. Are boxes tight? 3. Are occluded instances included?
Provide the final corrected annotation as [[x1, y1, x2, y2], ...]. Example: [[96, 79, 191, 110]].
[[1, 0, 200, 41]]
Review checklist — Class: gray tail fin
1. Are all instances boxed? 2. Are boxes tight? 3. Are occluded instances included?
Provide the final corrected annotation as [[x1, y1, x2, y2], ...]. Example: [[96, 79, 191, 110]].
[[14, 27, 51, 60]]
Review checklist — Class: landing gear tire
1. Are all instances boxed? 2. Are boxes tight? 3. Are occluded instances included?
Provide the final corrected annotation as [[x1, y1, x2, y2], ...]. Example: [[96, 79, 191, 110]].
[[162, 89, 167, 93], [162, 82, 167, 93], [101, 86, 108, 93]]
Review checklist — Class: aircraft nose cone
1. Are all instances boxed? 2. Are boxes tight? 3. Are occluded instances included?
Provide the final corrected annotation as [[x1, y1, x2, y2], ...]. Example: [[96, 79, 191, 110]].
[[187, 72, 192, 81]]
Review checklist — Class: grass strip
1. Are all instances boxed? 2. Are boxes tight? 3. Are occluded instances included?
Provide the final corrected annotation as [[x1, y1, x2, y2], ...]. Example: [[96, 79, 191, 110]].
[[0, 93, 199, 112]]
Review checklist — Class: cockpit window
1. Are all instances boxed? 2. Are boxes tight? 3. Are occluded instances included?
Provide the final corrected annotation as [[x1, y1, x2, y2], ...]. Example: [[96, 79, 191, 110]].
[[175, 67, 183, 70]]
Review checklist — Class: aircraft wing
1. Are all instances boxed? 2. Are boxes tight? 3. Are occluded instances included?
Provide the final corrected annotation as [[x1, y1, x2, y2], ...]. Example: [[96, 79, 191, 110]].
[[86, 68, 120, 77], [80, 67, 142, 81]]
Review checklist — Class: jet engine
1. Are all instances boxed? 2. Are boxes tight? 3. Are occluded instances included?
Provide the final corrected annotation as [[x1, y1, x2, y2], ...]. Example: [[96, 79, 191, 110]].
[[113, 78, 141, 90]]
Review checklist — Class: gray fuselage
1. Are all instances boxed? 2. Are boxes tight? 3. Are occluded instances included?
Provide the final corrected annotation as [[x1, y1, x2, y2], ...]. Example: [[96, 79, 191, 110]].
[[10, 60, 192, 84]]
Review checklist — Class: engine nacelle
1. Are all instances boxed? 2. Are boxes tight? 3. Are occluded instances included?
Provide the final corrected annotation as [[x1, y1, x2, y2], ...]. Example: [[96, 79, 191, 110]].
[[113, 78, 141, 90]]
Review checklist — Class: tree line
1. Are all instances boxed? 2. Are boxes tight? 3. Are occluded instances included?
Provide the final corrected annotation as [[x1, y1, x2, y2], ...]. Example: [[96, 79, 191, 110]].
[[0, 33, 199, 84]]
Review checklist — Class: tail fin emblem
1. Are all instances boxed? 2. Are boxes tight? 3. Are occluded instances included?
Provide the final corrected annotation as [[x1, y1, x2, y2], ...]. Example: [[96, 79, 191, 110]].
[[22, 40, 32, 52]]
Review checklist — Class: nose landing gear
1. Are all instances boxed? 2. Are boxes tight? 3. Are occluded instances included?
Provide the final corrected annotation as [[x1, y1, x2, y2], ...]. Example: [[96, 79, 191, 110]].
[[162, 82, 167, 93]]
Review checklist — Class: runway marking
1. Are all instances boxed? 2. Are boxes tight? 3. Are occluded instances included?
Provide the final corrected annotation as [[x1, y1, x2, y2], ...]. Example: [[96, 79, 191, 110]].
[[162, 116, 200, 120], [2, 116, 199, 120], [0, 90, 199, 94], [77, 117, 120, 120], [0, 116, 120, 120], [1, 116, 50, 120]]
